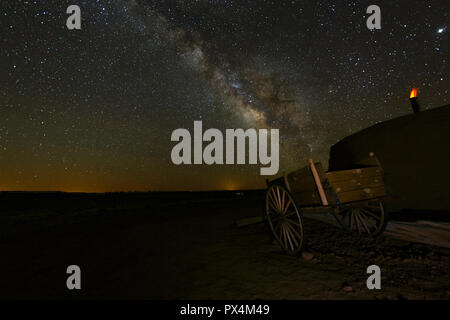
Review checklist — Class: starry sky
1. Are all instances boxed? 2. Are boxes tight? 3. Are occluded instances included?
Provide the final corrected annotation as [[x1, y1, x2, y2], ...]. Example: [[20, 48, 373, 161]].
[[1, 0, 448, 192]]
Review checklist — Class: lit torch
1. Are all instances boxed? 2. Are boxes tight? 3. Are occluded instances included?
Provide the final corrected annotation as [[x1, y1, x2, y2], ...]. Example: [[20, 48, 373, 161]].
[[409, 88, 420, 113]]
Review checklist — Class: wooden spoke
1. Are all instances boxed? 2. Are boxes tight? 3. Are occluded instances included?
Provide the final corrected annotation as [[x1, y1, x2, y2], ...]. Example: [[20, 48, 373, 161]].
[[284, 221, 302, 242], [281, 189, 286, 212], [270, 188, 280, 210], [334, 201, 387, 237], [355, 211, 363, 233], [358, 210, 376, 229], [285, 218, 301, 228], [358, 211, 371, 234], [285, 227, 299, 247], [347, 212, 353, 229], [360, 208, 382, 221], [271, 216, 283, 229], [268, 200, 279, 214], [267, 195, 276, 212], [268, 209, 281, 218], [285, 209, 297, 217], [276, 187, 281, 210], [287, 231, 295, 252], [358, 209, 375, 222], [349, 211, 355, 230], [283, 198, 292, 214], [269, 188, 278, 210]]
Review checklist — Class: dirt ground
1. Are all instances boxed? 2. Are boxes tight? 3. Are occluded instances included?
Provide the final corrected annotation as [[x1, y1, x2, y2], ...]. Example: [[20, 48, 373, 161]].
[[0, 191, 449, 299]]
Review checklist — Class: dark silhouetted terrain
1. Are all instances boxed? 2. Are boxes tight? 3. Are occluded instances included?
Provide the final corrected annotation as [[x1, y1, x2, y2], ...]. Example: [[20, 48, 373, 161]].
[[0, 191, 449, 299]]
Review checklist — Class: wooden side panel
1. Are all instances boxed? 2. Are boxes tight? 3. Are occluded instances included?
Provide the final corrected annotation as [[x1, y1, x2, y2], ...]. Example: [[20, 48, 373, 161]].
[[326, 166, 382, 183], [335, 185, 387, 203], [331, 176, 384, 193], [326, 166, 387, 203], [288, 163, 327, 206], [292, 190, 322, 206], [287, 166, 316, 193]]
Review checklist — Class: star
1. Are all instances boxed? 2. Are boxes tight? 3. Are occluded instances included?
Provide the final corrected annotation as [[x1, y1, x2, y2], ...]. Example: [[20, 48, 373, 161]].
[[0, 0, 449, 192]]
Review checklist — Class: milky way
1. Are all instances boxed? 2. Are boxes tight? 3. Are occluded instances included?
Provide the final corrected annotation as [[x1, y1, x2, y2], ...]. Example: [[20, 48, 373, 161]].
[[0, 0, 448, 191]]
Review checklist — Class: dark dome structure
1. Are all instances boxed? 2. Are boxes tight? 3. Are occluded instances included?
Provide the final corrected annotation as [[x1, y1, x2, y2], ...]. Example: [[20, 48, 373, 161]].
[[328, 104, 450, 212]]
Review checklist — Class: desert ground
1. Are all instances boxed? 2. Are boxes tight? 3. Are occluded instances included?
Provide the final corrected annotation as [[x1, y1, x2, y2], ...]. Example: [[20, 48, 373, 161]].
[[0, 191, 449, 299]]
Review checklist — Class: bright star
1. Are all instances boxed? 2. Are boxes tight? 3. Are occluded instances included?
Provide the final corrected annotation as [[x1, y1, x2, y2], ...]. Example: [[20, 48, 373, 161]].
[[437, 27, 445, 33]]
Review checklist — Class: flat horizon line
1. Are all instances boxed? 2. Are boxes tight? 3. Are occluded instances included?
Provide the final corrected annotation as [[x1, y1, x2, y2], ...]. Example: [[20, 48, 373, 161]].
[[0, 189, 265, 194]]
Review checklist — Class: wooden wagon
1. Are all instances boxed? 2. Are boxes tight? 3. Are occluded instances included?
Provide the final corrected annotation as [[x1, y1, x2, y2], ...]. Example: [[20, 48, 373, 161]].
[[265, 154, 389, 255]]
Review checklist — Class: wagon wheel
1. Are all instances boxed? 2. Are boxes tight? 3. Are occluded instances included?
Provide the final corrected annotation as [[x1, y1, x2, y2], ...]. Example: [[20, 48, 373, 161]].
[[265, 185, 305, 255], [334, 200, 388, 237]]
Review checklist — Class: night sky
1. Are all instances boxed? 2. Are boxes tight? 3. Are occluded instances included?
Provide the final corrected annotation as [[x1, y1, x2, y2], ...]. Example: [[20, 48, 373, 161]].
[[1, 0, 448, 192]]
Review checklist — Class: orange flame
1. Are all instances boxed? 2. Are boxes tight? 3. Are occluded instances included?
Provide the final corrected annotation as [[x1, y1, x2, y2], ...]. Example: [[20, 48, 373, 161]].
[[410, 88, 418, 99]]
